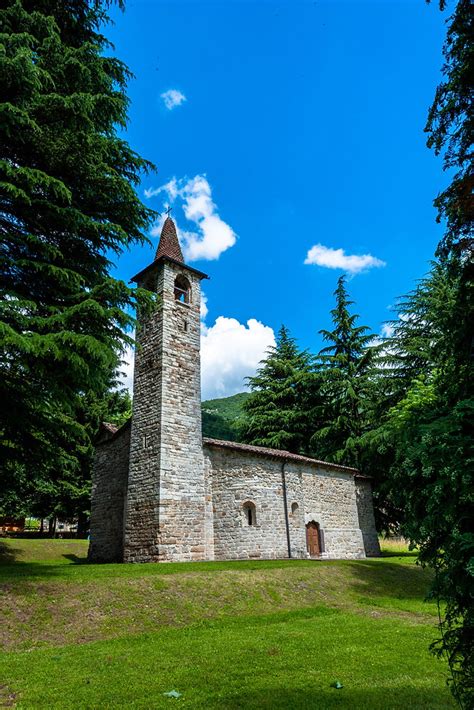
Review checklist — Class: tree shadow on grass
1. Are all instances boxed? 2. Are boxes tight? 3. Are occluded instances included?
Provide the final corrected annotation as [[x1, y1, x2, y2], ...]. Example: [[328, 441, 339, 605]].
[[218, 684, 454, 709], [346, 559, 433, 602], [62, 553, 88, 564], [0, 543, 89, 581], [0, 541, 21, 565]]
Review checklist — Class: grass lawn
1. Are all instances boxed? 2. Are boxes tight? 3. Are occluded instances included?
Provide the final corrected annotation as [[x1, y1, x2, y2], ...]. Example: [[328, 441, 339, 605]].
[[0, 539, 454, 709]]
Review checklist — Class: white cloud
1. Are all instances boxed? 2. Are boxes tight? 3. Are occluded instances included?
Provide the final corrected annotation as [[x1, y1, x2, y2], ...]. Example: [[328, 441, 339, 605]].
[[380, 323, 395, 338], [115, 304, 274, 402], [201, 317, 275, 400], [304, 244, 386, 274], [369, 322, 395, 350], [117, 343, 135, 393], [200, 292, 209, 320], [146, 175, 237, 262], [161, 89, 186, 110], [145, 178, 178, 201]]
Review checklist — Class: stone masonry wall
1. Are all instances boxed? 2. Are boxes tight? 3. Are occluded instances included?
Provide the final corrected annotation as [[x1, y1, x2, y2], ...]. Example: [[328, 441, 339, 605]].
[[124, 260, 209, 563], [204, 446, 298, 560], [205, 445, 367, 560], [303, 467, 365, 559], [283, 463, 308, 558], [355, 477, 381, 556], [303, 465, 365, 558], [123, 265, 163, 563], [88, 424, 130, 562]]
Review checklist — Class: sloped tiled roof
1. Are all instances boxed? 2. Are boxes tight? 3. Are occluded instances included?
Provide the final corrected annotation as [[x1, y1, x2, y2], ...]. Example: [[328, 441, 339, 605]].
[[155, 217, 184, 262], [202, 437, 360, 474]]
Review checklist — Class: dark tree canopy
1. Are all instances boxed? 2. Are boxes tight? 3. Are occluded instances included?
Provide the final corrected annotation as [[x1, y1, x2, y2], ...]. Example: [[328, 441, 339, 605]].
[[242, 325, 314, 454], [380, 260, 474, 706], [312, 276, 376, 468], [0, 1, 156, 514], [425, 0, 473, 262], [386, 1, 474, 703]]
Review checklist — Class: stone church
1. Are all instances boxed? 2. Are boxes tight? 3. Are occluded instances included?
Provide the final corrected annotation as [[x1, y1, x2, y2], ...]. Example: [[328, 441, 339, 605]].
[[88, 217, 380, 564]]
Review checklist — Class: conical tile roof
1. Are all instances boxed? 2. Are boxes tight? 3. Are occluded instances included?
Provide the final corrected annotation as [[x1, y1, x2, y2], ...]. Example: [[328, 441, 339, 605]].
[[155, 217, 184, 262]]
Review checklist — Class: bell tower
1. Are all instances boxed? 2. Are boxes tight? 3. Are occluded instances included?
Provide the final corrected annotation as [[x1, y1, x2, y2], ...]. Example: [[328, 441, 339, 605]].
[[123, 217, 211, 562]]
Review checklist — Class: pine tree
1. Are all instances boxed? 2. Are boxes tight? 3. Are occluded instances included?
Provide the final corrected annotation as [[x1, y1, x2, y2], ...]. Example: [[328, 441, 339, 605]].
[[312, 276, 376, 467], [242, 326, 314, 454], [0, 2, 156, 504]]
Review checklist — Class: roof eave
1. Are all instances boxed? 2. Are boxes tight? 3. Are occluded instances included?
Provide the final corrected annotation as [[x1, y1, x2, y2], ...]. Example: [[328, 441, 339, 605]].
[[130, 256, 209, 284], [202, 437, 360, 474]]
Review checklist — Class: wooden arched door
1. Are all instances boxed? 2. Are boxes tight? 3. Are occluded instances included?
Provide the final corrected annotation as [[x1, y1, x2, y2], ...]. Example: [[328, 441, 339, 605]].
[[306, 521, 321, 557]]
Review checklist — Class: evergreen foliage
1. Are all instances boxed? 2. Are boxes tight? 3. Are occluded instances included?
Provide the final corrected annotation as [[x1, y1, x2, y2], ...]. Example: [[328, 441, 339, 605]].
[[201, 411, 238, 442], [242, 326, 314, 453], [0, 387, 132, 531], [0, 1, 156, 517], [378, 261, 474, 706], [425, 0, 473, 262], [359, 263, 458, 532], [380, 0, 474, 701], [311, 276, 376, 468]]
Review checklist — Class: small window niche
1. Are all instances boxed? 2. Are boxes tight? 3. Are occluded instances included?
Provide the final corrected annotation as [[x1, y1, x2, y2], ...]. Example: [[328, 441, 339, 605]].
[[291, 502, 299, 515], [174, 274, 191, 305], [242, 501, 257, 527]]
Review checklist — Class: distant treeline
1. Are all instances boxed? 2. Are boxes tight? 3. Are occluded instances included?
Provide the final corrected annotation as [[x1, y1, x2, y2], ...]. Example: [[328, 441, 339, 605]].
[[201, 393, 249, 441]]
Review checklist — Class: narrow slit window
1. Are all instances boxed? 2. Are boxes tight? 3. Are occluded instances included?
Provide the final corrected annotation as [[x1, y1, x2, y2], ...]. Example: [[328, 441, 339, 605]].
[[242, 501, 256, 526]]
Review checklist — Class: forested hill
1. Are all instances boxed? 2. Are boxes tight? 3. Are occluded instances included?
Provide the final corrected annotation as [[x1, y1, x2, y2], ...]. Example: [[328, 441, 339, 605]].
[[201, 392, 249, 441]]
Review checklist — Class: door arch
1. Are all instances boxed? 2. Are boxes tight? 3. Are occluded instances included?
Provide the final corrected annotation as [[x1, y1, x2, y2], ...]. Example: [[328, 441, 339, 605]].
[[306, 521, 321, 557]]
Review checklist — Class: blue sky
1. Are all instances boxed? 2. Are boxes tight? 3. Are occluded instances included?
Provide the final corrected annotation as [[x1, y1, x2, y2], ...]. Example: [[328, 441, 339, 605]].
[[107, 0, 449, 399]]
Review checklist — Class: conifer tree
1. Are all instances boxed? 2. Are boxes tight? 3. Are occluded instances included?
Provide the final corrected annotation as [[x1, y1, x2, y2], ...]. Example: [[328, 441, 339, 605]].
[[380, 1, 474, 701], [362, 262, 460, 532], [242, 326, 314, 454], [312, 276, 376, 467], [0, 385, 132, 531], [426, 0, 473, 263], [376, 259, 474, 706], [0, 2, 155, 504]]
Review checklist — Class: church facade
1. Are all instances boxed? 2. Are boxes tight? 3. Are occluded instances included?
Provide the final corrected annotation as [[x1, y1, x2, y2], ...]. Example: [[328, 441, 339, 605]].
[[88, 218, 380, 564]]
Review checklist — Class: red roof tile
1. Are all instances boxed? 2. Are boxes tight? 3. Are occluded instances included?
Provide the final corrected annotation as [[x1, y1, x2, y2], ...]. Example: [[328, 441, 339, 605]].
[[155, 217, 184, 262], [202, 437, 360, 474]]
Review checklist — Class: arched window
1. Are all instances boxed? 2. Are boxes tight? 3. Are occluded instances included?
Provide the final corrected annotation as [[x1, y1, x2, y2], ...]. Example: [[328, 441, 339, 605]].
[[174, 275, 191, 304], [242, 501, 257, 526], [291, 502, 299, 515]]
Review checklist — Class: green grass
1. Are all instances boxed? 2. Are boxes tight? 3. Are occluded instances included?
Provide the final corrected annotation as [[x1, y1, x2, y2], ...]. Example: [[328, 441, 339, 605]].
[[0, 539, 454, 709]]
